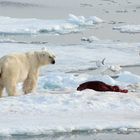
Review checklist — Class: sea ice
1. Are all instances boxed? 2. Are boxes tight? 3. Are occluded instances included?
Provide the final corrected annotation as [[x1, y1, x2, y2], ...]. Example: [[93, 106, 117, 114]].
[[113, 25, 140, 33], [0, 41, 140, 136], [0, 15, 103, 35]]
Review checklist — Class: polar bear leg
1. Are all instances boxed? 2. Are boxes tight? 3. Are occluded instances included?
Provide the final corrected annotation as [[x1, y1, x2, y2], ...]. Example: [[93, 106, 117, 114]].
[[23, 75, 38, 94], [5, 81, 17, 96], [2, 70, 18, 96], [0, 84, 4, 97]]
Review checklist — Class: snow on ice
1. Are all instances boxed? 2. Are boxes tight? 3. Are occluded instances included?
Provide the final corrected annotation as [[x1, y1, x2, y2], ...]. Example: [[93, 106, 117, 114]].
[[0, 41, 140, 136], [0, 14, 140, 136]]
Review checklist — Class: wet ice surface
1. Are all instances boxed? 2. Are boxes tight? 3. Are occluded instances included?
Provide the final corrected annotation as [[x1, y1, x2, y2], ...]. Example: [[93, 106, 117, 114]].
[[0, 0, 140, 43], [0, 1, 42, 8]]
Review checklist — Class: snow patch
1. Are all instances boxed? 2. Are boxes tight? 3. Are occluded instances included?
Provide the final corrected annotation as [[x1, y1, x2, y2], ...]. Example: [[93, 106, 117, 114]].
[[0, 88, 140, 136]]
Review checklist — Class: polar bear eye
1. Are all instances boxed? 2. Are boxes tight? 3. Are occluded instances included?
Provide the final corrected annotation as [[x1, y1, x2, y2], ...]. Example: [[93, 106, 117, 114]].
[[49, 56, 52, 59]]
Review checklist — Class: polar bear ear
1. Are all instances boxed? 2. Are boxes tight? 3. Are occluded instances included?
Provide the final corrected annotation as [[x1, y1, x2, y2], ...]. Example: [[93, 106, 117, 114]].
[[41, 47, 48, 52]]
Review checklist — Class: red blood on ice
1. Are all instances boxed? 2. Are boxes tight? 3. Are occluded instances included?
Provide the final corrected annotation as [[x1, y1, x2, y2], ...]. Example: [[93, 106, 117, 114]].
[[77, 81, 128, 93]]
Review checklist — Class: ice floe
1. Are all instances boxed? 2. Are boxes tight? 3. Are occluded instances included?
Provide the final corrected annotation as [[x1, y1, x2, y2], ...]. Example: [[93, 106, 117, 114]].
[[113, 25, 140, 33], [0, 15, 103, 35]]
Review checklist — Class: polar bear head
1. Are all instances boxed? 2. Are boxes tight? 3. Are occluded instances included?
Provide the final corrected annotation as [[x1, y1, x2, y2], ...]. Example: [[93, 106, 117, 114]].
[[35, 50, 55, 66]]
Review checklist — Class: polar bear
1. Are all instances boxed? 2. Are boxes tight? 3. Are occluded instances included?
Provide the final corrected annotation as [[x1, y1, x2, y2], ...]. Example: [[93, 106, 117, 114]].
[[0, 49, 55, 97]]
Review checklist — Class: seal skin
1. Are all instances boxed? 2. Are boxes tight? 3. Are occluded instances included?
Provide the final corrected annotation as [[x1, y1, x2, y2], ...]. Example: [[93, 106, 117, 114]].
[[77, 81, 128, 93]]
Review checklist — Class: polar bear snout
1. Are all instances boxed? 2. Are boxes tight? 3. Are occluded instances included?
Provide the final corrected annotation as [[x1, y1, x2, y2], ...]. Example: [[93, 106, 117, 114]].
[[49, 56, 55, 64], [51, 59, 55, 64]]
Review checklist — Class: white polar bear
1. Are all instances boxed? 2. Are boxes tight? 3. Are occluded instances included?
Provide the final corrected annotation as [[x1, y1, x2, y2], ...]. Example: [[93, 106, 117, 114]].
[[0, 49, 55, 97]]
